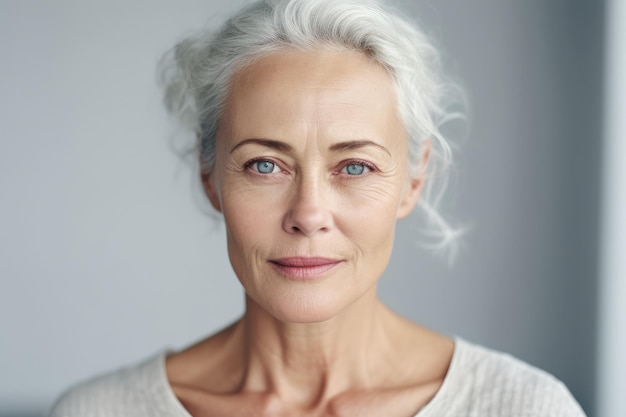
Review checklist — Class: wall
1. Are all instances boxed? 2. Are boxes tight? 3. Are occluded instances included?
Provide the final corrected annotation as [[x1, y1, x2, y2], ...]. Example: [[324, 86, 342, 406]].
[[0, 0, 603, 415], [597, 0, 626, 415]]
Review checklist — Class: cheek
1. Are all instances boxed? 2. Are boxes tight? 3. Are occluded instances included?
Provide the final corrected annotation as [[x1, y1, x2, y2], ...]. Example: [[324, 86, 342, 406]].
[[219, 179, 288, 255], [221, 189, 279, 294], [334, 182, 401, 250], [224, 178, 286, 209], [336, 179, 402, 219]]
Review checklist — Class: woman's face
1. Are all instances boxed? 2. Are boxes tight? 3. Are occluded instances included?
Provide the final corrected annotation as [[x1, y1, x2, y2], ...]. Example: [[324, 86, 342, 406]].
[[205, 49, 424, 323]]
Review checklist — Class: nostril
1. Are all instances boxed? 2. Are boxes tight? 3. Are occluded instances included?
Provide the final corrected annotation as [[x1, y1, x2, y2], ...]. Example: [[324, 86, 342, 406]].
[[282, 192, 332, 236]]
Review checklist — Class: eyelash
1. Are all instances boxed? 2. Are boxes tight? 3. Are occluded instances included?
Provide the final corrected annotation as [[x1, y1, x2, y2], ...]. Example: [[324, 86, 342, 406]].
[[242, 158, 379, 176], [337, 159, 378, 176], [243, 158, 283, 174]]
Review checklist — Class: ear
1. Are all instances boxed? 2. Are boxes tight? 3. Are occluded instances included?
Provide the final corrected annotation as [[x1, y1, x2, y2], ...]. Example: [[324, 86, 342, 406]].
[[201, 170, 222, 213], [397, 141, 431, 219]]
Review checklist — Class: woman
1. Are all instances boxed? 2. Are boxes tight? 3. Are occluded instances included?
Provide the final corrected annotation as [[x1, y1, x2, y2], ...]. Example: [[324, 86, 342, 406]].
[[50, 0, 586, 415]]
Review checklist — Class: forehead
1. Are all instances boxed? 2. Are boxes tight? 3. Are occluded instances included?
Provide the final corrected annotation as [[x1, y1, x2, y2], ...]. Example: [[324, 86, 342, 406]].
[[220, 49, 403, 143], [230, 48, 395, 95]]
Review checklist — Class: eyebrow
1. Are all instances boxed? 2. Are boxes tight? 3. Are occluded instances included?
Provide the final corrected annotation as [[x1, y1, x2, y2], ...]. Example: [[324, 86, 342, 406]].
[[329, 140, 391, 157], [229, 138, 391, 156], [230, 138, 293, 154]]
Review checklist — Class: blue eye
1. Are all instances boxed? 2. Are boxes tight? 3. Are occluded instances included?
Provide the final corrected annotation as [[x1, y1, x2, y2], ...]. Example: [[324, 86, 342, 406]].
[[251, 160, 277, 174], [342, 163, 370, 176], [346, 164, 365, 175]]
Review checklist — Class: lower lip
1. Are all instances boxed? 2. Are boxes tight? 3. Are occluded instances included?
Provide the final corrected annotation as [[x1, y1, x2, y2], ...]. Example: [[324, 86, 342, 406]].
[[269, 261, 343, 280]]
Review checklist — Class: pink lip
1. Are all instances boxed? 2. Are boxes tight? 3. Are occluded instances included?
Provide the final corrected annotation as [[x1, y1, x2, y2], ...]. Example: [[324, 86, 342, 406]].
[[269, 257, 343, 280]]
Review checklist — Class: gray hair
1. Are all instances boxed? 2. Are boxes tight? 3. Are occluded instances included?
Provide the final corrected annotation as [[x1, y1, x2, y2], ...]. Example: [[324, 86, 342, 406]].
[[159, 0, 465, 254]]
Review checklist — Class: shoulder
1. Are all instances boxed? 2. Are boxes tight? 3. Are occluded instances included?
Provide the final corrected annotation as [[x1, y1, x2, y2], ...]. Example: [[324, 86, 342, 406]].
[[430, 339, 587, 416], [48, 352, 181, 417]]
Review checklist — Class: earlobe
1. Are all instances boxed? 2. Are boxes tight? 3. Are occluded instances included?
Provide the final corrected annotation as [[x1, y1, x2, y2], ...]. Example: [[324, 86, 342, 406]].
[[201, 171, 222, 213]]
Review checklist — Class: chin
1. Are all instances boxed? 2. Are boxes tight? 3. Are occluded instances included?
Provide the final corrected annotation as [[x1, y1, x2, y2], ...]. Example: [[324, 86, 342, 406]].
[[254, 290, 351, 324]]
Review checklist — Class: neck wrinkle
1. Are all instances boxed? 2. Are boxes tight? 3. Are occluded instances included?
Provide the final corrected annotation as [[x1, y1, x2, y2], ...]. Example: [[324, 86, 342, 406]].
[[235, 289, 399, 408]]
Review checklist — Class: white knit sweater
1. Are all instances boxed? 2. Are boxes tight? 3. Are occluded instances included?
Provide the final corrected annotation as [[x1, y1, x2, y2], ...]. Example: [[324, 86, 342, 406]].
[[49, 339, 587, 416]]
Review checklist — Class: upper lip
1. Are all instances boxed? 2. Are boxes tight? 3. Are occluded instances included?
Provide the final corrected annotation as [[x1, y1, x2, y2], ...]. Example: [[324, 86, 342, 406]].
[[269, 257, 343, 267]]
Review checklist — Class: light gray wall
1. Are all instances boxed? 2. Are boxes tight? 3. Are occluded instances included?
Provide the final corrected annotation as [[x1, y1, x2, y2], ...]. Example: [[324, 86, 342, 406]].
[[0, 1, 602, 416]]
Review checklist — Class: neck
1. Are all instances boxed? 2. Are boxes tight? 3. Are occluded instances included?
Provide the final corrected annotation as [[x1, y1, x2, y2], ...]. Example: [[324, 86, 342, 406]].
[[167, 287, 454, 416], [234, 287, 406, 407]]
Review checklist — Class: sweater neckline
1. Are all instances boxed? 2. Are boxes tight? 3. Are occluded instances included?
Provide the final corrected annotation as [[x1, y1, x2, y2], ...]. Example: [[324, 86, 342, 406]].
[[153, 337, 464, 417]]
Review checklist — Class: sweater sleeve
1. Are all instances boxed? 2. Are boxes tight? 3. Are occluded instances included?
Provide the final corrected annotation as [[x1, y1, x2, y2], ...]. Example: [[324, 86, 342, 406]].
[[47, 352, 186, 417], [416, 340, 588, 417], [48, 374, 125, 417], [460, 343, 588, 417]]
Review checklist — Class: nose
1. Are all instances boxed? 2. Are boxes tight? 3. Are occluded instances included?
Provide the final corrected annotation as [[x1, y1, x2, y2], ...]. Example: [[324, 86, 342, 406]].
[[282, 177, 332, 236]]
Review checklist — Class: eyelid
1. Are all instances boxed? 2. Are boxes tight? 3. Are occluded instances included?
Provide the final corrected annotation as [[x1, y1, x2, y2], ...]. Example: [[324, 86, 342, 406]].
[[243, 157, 284, 174], [242, 157, 378, 175], [337, 159, 378, 175]]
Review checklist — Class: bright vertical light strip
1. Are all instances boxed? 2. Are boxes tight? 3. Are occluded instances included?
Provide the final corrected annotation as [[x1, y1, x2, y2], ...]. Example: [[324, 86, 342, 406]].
[[597, 0, 626, 416]]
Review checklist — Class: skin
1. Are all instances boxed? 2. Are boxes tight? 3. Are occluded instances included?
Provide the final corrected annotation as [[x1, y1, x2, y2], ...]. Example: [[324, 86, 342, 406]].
[[166, 49, 454, 417]]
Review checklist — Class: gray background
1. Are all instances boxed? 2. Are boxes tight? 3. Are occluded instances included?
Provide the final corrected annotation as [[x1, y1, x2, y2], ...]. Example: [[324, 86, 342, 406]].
[[0, 0, 606, 416]]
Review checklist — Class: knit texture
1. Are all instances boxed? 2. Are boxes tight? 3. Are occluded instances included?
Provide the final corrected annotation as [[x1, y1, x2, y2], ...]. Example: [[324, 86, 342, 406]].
[[49, 339, 587, 417]]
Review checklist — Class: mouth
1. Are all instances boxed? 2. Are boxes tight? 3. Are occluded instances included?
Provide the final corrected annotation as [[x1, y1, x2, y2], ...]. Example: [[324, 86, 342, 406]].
[[268, 257, 344, 280]]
